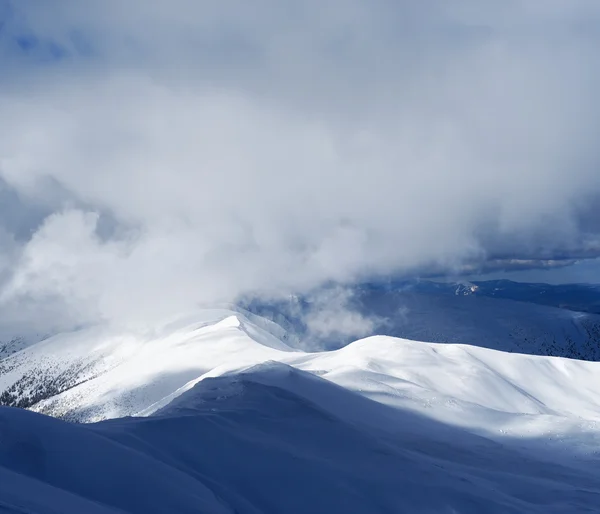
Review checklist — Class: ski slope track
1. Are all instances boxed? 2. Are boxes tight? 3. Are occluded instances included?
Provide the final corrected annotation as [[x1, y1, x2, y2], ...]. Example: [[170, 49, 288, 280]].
[[1, 310, 600, 512]]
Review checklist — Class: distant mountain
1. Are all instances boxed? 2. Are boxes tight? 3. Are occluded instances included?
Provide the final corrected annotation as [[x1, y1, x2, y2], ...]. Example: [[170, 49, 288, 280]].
[[415, 279, 600, 314], [242, 281, 600, 360], [0, 334, 49, 359]]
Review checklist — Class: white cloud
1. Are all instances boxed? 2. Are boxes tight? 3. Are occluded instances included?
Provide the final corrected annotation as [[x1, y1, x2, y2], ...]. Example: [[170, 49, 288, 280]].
[[0, 1, 599, 332], [302, 287, 379, 346]]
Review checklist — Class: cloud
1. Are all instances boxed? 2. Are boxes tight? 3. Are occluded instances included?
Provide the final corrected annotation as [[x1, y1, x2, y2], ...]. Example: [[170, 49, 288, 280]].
[[301, 286, 379, 346], [0, 1, 600, 333]]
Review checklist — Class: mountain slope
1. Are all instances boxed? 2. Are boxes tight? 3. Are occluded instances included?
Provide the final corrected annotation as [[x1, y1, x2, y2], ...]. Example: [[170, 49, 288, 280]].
[[0, 310, 294, 420], [2, 361, 600, 514], [2, 311, 600, 511], [445, 279, 600, 314], [361, 290, 600, 359], [2, 308, 600, 435]]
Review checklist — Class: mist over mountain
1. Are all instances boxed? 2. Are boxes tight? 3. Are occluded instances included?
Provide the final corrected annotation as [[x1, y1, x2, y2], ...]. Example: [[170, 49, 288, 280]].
[[240, 280, 600, 359]]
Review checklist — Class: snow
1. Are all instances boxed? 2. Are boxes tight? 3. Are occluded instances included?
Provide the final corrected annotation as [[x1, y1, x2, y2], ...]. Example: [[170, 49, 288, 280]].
[[0, 309, 295, 419], [2, 309, 600, 512]]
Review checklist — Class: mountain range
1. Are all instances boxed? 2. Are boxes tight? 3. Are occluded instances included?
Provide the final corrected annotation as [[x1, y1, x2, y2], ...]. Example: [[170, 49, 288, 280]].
[[2, 282, 600, 512]]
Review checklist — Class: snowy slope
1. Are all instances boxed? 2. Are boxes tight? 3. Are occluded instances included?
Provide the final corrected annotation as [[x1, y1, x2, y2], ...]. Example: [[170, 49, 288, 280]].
[[2, 359, 600, 513], [2, 308, 600, 433], [0, 309, 294, 419], [363, 284, 600, 360], [0, 334, 47, 360], [2, 310, 600, 512]]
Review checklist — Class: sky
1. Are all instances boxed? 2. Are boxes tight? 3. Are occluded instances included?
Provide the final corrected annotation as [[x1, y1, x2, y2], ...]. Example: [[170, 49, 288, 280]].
[[1, 1, 600, 335]]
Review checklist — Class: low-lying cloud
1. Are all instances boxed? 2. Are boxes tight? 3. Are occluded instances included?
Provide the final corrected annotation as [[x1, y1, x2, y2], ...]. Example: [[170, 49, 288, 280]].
[[1, 1, 600, 335]]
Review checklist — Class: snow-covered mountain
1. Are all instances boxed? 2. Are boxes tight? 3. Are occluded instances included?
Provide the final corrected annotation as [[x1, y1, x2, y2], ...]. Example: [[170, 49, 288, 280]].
[[243, 282, 600, 359], [433, 279, 600, 314], [1, 309, 600, 512], [0, 334, 48, 360], [0, 309, 294, 417]]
